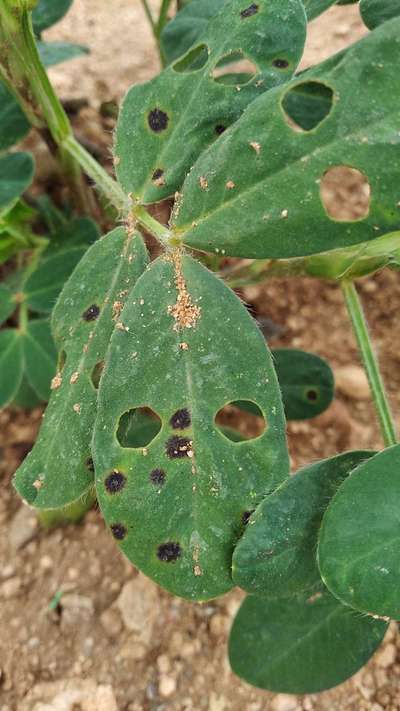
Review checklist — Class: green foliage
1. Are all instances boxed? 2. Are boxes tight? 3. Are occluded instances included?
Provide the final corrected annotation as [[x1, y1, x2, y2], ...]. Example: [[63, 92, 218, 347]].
[[172, 20, 400, 257], [115, 0, 307, 204], [94, 254, 288, 600], [0, 153, 35, 211], [0, 83, 30, 151], [360, 0, 400, 29], [318, 444, 400, 619], [13, 227, 148, 510], [32, 0, 73, 35], [232, 451, 373, 597], [228, 588, 388, 693], [272, 348, 334, 419], [37, 40, 88, 67]]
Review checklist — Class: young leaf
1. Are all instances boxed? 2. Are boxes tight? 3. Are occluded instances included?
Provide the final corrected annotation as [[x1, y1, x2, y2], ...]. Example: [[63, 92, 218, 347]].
[[318, 444, 400, 619], [13, 227, 148, 511], [115, 0, 307, 204], [173, 20, 400, 258], [232, 451, 374, 597], [228, 588, 388, 693], [0, 284, 15, 325], [273, 348, 334, 420], [32, 0, 73, 35], [0, 153, 34, 212], [94, 254, 289, 601], [0, 329, 24, 407], [0, 82, 30, 151], [360, 0, 400, 29]]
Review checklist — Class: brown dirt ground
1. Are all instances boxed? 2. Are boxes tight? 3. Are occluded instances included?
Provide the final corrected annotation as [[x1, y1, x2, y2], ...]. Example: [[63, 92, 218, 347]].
[[2, 2, 400, 710]]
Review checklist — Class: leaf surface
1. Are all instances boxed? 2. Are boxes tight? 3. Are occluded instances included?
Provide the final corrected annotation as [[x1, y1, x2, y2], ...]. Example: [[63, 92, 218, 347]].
[[228, 588, 387, 693], [0, 153, 34, 212], [173, 21, 400, 257], [318, 444, 400, 619], [115, 0, 306, 204], [0, 82, 30, 151], [0, 329, 24, 407], [94, 254, 289, 600], [13, 227, 148, 510], [360, 0, 400, 28], [273, 348, 334, 420]]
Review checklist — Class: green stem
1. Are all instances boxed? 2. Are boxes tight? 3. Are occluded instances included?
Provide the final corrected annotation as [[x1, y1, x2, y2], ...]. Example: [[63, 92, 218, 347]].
[[156, 0, 172, 38], [141, 0, 156, 32], [341, 280, 397, 448], [133, 204, 176, 247]]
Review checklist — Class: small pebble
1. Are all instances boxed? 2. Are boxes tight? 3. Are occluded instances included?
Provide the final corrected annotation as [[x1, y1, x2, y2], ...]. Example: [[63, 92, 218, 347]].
[[159, 675, 177, 698]]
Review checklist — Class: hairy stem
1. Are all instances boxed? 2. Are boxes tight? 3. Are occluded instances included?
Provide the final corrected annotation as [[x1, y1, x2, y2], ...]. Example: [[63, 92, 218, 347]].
[[133, 204, 175, 247], [341, 280, 397, 448]]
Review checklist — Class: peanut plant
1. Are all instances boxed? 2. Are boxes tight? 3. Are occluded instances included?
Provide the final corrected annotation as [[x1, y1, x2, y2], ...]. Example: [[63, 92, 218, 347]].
[[2, 0, 400, 696]]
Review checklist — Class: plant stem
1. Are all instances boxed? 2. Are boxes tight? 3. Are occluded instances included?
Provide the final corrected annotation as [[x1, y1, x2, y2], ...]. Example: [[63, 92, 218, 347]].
[[140, 0, 156, 32], [341, 280, 397, 448], [156, 0, 172, 38], [133, 204, 175, 247]]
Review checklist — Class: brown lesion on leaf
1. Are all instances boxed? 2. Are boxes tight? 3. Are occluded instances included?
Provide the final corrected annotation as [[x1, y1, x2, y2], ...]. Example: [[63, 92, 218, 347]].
[[112, 300, 123, 321], [166, 250, 201, 331]]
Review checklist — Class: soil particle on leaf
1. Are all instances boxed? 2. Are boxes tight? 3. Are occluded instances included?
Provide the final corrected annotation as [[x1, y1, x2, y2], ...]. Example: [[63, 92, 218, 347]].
[[166, 250, 201, 330]]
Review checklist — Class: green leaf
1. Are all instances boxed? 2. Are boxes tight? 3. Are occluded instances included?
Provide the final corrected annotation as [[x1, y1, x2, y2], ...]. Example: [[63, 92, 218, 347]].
[[304, 0, 337, 18], [13, 227, 148, 510], [32, 0, 73, 34], [115, 0, 307, 204], [360, 0, 400, 29], [318, 444, 400, 619], [228, 588, 388, 693], [0, 284, 16, 325], [24, 217, 100, 313], [0, 153, 34, 212], [0, 82, 30, 151], [23, 318, 57, 401], [94, 254, 289, 600], [232, 451, 374, 597], [37, 40, 88, 67], [173, 21, 400, 258], [273, 348, 334, 420], [0, 329, 24, 407], [12, 376, 43, 409]]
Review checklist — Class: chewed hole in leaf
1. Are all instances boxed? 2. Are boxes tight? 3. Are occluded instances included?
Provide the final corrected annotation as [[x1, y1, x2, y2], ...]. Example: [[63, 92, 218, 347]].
[[320, 166, 371, 222], [212, 52, 258, 86], [91, 361, 105, 389], [104, 470, 126, 494], [157, 541, 182, 562], [117, 407, 162, 448], [240, 3, 259, 19], [172, 44, 209, 73], [82, 304, 100, 321], [147, 107, 169, 133], [281, 81, 334, 132], [215, 401, 267, 442]]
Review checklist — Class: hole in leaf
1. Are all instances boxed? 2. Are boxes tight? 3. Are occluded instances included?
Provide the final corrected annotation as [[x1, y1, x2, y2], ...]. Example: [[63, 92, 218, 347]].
[[165, 435, 193, 459], [157, 542, 182, 562], [104, 470, 126, 494], [214, 401, 267, 442], [212, 51, 258, 86], [240, 3, 259, 18], [150, 468, 166, 486], [110, 523, 127, 540], [147, 108, 169, 133], [82, 304, 100, 321], [172, 44, 209, 73], [320, 166, 371, 222], [170, 408, 191, 430], [91, 361, 105, 389], [282, 81, 334, 132], [117, 407, 162, 448]]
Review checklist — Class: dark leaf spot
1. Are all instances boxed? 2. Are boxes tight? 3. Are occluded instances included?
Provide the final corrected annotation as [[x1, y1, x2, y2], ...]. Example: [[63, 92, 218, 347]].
[[157, 541, 181, 562], [86, 457, 95, 472], [110, 523, 127, 540], [273, 58, 289, 69], [165, 435, 192, 459], [242, 510, 255, 526], [82, 304, 100, 321], [105, 470, 126, 493], [150, 468, 166, 486], [170, 408, 191, 430], [215, 124, 226, 135], [240, 3, 258, 19], [306, 389, 319, 402], [148, 108, 169, 133], [152, 168, 164, 180]]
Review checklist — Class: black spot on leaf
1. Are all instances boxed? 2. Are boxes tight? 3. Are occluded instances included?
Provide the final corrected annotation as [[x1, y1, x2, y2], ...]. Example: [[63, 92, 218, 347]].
[[150, 468, 166, 486], [152, 168, 164, 181], [105, 471, 126, 493], [148, 108, 169, 133], [242, 510, 255, 526], [165, 435, 192, 459], [157, 542, 182, 562], [170, 408, 191, 430], [306, 389, 319, 402], [86, 457, 95, 472], [215, 124, 226, 135], [273, 58, 289, 69], [82, 304, 100, 321], [240, 3, 258, 19], [110, 523, 127, 540]]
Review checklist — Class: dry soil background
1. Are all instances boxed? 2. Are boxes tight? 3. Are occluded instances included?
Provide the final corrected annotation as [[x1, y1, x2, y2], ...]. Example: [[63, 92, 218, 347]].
[[1, 2, 400, 710]]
